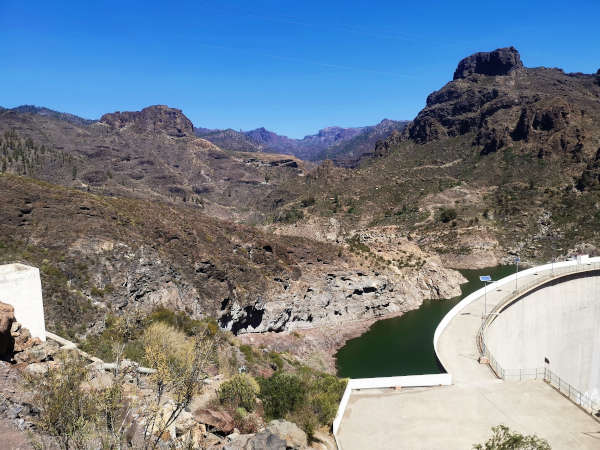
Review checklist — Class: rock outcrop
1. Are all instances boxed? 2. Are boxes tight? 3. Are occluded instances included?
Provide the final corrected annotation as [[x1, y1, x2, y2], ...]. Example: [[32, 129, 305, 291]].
[[453, 46, 523, 80], [219, 252, 465, 335], [225, 431, 288, 450], [100, 105, 194, 137]]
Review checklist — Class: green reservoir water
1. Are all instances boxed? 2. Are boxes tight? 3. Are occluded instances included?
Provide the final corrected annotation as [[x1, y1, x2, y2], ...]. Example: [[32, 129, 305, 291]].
[[335, 265, 515, 378]]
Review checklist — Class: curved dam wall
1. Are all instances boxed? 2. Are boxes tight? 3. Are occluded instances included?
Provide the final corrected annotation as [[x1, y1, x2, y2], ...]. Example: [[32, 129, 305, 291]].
[[485, 270, 600, 402]]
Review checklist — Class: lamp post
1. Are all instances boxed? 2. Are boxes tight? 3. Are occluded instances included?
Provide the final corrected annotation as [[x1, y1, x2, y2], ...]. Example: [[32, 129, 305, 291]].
[[514, 256, 520, 292], [480, 275, 492, 319]]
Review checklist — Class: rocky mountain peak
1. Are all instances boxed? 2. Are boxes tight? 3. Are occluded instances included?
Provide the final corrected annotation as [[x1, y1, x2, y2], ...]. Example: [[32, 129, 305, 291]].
[[453, 46, 523, 80], [100, 105, 193, 137], [245, 127, 279, 143]]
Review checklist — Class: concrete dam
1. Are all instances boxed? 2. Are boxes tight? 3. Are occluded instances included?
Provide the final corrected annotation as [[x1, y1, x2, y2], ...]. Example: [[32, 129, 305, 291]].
[[336, 257, 600, 449], [484, 268, 600, 406]]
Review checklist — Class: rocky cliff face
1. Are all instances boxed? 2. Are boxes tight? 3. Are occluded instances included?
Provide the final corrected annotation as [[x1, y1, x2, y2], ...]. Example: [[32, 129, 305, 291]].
[[453, 46, 523, 79], [220, 263, 464, 334], [399, 47, 600, 164]]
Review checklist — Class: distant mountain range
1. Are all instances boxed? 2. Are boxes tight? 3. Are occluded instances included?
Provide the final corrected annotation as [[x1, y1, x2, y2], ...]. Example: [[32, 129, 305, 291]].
[[2, 105, 96, 127], [1, 104, 408, 166], [195, 120, 409, 165]]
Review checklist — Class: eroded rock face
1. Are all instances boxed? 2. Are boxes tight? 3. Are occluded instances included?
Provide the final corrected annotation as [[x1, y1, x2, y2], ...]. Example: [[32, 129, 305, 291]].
[[453, 46, 523, 80], [100, 105, 194, 137], [219, 263, 464, 335]]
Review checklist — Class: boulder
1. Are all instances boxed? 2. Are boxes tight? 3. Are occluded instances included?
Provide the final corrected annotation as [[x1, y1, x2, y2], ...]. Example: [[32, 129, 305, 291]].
[[453, 46, 523, 80], [25, 361, 52, 376], [193, 408, 235, 434], [266, 420, 307, 449], [0, 302, 15, 359], [225, 431, 287, 450], [13, 340, 59, 364]]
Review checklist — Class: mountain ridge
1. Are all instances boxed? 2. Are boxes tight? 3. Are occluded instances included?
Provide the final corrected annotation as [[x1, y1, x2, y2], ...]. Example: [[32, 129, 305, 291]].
[[3, 104, 406, 165], [195, 119, 408, 164]]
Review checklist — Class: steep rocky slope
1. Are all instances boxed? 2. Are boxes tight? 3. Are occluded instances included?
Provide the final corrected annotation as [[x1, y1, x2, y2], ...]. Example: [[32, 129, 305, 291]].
[[0, 174, 463, 344]]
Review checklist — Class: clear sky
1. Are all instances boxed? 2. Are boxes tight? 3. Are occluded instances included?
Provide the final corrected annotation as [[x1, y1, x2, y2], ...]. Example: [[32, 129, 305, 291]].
[[1, 1, 599, 138]]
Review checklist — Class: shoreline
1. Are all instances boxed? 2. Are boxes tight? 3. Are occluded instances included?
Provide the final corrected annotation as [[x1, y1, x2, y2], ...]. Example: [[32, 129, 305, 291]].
[[238, 309, 409, 374]]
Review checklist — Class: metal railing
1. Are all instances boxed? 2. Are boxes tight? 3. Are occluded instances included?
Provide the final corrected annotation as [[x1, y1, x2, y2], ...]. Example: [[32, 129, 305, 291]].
[[479, 345, 600, 415], [544, 368, 600, 414]]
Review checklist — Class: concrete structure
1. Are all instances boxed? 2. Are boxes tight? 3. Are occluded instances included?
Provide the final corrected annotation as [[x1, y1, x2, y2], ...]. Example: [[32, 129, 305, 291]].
[[485, 270, 600, 405], [0, 263, 46, 340], [337, 380, 600, 449], [336, 259, 600, 449]]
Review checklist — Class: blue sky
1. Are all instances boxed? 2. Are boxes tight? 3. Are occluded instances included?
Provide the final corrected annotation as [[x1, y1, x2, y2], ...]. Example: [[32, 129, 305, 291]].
[[1, 1, 598, 138]]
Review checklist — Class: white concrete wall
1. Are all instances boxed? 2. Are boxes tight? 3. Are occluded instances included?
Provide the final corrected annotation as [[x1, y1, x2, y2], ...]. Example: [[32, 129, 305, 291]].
[[486, 272, 600, 403], [0, 264, 46, 340]]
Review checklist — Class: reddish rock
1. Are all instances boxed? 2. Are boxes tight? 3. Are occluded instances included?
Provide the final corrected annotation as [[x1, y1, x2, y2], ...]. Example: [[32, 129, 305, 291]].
[[193, 408, 235, 434]]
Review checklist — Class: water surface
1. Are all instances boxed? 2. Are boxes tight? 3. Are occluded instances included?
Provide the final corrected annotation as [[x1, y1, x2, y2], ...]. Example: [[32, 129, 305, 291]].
[[335, 265, 515, 378]]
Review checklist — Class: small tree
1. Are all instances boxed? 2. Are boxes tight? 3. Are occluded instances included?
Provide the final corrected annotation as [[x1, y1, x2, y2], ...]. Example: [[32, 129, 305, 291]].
[[141, 322, 217, 449], [25, 352, 97, 450], [473, 425, 551, 450]]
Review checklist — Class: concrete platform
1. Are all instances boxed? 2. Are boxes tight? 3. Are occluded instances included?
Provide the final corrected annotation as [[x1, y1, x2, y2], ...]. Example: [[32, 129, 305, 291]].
[[337, 381, 600, 449]]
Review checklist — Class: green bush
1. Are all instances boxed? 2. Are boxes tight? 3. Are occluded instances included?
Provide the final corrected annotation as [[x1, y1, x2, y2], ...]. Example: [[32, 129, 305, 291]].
[[439, 207, 457, 223], [258, 369, 346, 439], [268, 351, 284, 370], [239, 344, 257, 363], [219, 374, 260, 411], [300, 197, 315, 208], [473, 425, 551, 450], [258, 372, 307, 419]]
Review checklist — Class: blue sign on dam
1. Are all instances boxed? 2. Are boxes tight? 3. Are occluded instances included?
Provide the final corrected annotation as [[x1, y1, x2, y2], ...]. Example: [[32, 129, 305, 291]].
[[335, 265, 515, 378]]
